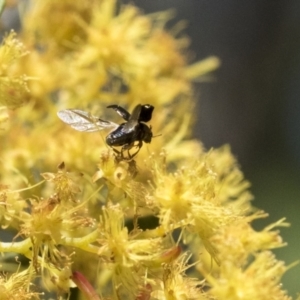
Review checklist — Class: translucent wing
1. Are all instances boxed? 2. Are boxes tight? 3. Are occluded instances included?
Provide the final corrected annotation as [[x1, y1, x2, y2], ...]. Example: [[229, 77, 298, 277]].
[[57, 109, 118, 132]]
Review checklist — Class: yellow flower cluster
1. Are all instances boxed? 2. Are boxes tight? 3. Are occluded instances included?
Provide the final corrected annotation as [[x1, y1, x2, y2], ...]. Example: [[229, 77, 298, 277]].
[[0, 31, 30, 114], [0, 0, 294, 299], [0, 268, 41, 300]]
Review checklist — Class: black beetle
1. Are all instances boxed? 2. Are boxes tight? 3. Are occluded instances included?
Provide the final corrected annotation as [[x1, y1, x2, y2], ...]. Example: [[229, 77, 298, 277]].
[[57, 104, 154, 160]]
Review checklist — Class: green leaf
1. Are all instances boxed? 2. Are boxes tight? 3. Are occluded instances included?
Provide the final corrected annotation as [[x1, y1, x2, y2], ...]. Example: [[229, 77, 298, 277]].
[[0, 0, 5, 17]]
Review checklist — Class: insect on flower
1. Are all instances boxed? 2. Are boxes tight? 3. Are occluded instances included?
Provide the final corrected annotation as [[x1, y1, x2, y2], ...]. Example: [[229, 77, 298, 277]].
[[57, 104, 154, 160]]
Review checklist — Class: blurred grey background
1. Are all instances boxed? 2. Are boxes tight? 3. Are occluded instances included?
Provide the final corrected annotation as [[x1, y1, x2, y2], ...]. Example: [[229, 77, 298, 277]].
[[1, 0, 299, 297]]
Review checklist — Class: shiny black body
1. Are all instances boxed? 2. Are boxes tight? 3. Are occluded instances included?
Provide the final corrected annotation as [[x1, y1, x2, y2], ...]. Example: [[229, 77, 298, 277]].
[[106, 104, 154, 159], [106, 122, 152, 146]]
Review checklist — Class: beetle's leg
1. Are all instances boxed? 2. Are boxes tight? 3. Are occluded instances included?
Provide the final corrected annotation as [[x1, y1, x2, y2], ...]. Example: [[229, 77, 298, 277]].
[[113, 141, 143, 161], [111, 147, 124, 162], [128, 141, 142, 159], [117, 144, 130, 161], [126, 144, 135, 160], [116, 142, 138, 161], [112, 147, 120, 155], [107, 105, 131, 121]]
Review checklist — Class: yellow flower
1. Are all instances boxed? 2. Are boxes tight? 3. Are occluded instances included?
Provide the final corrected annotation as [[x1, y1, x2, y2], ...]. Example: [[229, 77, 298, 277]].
[[209, 217, 288, 266], [23, 0, 93, 53], [0, 31, 30, 108], [0, 269, 40, 300], [0, 106, 9, 132], [207, 252, 292, 300], [149, 148, 251, 263], [0, 184, 28, 229], [152, 254, 207, 300], [41, 162, 82, 202]]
